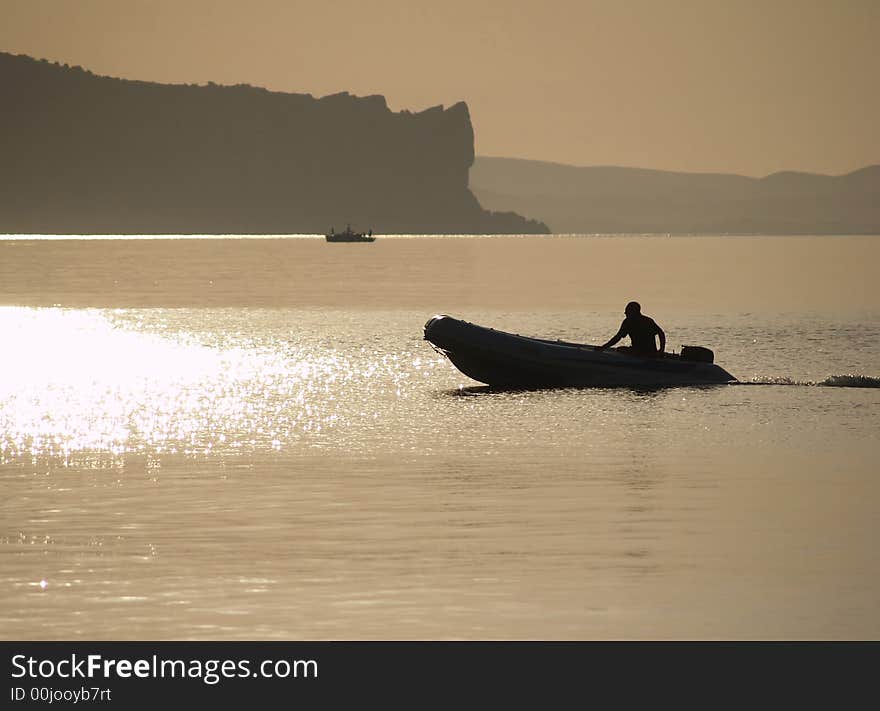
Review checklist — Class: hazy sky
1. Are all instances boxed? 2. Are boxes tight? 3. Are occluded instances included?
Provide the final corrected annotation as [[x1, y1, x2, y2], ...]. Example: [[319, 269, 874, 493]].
[[2, 0, 878, 175]]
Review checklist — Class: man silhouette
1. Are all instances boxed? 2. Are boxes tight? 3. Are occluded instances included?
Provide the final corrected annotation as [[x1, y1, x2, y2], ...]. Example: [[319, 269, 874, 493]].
[[597, 301, 666, 357]]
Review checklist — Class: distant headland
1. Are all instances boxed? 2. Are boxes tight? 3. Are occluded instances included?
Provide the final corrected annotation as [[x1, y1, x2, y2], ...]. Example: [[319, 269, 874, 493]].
[[0, 52, 548, 235], [471, 157, 880, 235]]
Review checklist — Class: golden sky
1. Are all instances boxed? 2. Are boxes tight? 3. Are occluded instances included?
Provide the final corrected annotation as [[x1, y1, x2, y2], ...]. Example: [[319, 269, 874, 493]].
[[2, 0, 878, 175]]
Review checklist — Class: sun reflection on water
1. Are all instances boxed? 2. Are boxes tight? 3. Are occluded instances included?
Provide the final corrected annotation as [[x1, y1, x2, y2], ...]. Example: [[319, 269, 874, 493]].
[[0, 307, 435, 464]]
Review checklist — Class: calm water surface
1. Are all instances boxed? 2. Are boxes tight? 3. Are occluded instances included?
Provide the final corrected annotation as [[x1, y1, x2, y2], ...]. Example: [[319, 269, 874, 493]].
[[1, 235, 878, 639]]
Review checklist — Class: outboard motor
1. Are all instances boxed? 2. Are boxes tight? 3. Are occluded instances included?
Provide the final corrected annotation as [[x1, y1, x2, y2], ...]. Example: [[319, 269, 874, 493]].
[[681, 345, 714, 364]]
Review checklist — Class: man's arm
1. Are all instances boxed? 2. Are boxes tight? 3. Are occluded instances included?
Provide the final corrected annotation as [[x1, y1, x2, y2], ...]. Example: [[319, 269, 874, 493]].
[[597, 323, 627, 350], [656, 325, 666, 353]]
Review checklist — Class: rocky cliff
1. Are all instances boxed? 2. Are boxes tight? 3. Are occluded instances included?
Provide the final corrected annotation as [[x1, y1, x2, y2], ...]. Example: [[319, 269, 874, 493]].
[[0, 53, 547, 234]]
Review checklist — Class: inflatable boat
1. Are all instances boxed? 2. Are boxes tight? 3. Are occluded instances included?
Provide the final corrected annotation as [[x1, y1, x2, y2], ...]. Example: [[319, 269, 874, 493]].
[[424, 315, 737, 388]]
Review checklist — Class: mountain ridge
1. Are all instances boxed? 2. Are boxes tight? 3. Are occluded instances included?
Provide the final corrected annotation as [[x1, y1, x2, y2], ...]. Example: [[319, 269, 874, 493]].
[[470, 156, 880, 234]]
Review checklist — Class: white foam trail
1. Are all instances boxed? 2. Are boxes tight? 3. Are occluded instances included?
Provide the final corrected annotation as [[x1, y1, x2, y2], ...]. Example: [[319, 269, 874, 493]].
[[817, 374, 880, 388], [742, 375, 880, 388]]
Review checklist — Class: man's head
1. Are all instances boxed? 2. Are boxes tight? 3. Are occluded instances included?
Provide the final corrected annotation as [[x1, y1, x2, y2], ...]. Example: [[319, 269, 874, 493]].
[[625, 301, 641, 317]]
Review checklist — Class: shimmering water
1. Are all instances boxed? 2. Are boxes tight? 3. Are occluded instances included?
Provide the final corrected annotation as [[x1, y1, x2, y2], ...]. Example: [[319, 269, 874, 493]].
[[1, 235, 878, 639]]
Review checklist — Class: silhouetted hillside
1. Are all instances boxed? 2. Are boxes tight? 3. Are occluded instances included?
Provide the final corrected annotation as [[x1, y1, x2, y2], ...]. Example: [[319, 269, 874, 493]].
[[471, 157, 880, 234], [0, 53, 547, 234]]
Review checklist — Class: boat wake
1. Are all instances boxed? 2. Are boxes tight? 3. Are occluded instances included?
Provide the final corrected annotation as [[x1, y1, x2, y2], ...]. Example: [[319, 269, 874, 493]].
[[744, 374, 880, 389], [447, 374, 880, 394]]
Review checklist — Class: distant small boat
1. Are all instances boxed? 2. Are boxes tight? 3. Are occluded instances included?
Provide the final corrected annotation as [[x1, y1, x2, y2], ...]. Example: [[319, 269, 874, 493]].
[[325, 225, 376, 242], [425, 314, 737, 388]]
